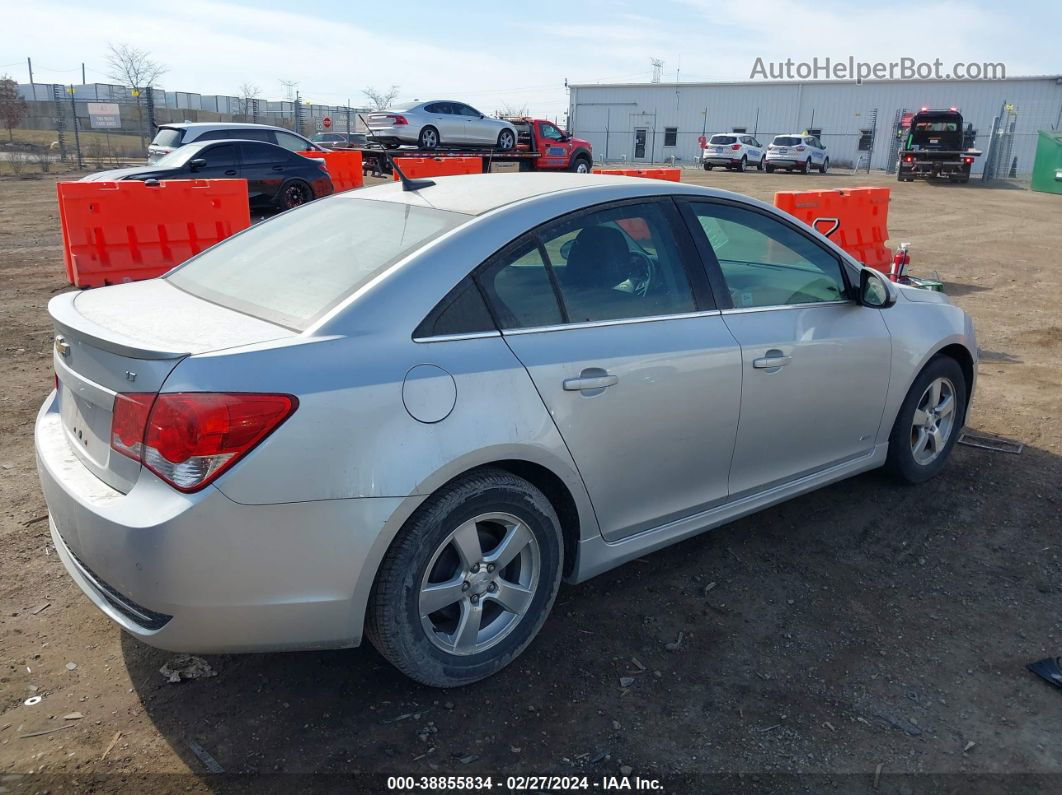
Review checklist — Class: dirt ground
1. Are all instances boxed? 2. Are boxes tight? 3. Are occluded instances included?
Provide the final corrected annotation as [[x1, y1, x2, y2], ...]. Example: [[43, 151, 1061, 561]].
[[0, 168, 1060, 793]]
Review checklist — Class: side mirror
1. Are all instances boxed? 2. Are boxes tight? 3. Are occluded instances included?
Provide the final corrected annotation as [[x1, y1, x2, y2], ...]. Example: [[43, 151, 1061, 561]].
[[188, 157, 207, 171], [859, 268, 896, 308]]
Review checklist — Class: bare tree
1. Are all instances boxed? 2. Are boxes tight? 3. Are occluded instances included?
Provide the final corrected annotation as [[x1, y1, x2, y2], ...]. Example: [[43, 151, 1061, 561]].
[[105, 43, 167, 150], [237, 82, 261, 118], [362, 85, 400, 110], [494, 102, 529, 119], [0, 75, 29, 142]]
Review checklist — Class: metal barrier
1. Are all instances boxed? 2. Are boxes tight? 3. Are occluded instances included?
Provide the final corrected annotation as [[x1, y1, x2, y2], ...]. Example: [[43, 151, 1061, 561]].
[[57, 179, 251, 288]]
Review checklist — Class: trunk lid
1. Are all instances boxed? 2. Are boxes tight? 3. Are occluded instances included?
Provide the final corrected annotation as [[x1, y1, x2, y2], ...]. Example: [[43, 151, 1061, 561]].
[[50, 280, 295, 493]]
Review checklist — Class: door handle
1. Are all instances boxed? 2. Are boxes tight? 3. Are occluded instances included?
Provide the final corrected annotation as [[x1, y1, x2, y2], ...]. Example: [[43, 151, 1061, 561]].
[[563, 373, 618, 392], [272, 165, 284, 171], [224, 169, 237, 176], [752, 353, 791, 369]]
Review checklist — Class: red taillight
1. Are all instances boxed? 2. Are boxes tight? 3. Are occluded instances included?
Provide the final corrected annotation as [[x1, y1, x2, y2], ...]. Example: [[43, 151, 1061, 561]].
[[795, 145, 806, 151], [388, 114, 408, 125], [110, 392, 297, 492], [964, 157, 973, 165], [111, 393, 156, 460], [730, 143, 741, 150], [904, 155, 914, 162]]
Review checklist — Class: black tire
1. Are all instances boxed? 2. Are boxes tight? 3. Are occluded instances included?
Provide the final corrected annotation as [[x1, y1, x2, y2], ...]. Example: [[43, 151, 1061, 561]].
[[885, 355, 968, 484], [819, 157, 829, 174], [736, 156, 747, 173], [758, 157, 765, 171], [277, 180, 312, 211], [497, 129, 516, 151], [765, 163, 774, 173], [704, 163, 713, 171], [418, 126, 440, 150], [366, 469, 564, 687], [801, 158, 811, 174], [569, 156, 592, 174]]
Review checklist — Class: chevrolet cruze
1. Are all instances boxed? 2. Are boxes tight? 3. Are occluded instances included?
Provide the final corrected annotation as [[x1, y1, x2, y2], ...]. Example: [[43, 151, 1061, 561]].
[[36, 173, 975, 687]]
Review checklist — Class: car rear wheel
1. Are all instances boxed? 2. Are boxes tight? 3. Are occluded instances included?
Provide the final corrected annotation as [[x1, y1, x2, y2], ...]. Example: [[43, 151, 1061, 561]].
[[801, 158, 811, 174], [418, 126, 440, 150], [736, 156, 747, 172], [704, 163, 713, 171], [497, 130, 516, 150], [765, 163, 774, 173], [277, 180, 312, 211], [885, 356, 967, 484], [366, 468, 564, 687], [819, 157, 829, 174]]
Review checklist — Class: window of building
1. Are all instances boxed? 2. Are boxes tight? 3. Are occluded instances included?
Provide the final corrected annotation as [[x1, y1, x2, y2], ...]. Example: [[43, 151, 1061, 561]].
[[858, 129, 873, 151], [663, 127, 678, 147], [807, 128, 822, 137], [731, 127, 747, 134]]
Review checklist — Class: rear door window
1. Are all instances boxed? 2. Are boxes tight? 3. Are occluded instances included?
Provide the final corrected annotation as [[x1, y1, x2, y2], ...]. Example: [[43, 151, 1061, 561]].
[[275, 131, 309, 152], [240, 142, 283, 166]]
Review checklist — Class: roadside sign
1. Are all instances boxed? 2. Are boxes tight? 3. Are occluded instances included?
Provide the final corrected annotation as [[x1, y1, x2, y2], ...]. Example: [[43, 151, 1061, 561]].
[[87, 102, 121, 129], [697, 135, 707, 148], [323, 116, 332, 129]]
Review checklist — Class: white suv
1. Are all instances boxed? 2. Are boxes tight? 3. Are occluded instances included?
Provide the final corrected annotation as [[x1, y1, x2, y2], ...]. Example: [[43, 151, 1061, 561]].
[[765, 134, 829, 174], [147, 123, 326, 163], [702, 133, 765, 172]]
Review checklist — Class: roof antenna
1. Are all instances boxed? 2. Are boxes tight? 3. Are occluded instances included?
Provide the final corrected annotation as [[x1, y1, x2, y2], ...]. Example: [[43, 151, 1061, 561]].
[[388, 153, 436, 191]]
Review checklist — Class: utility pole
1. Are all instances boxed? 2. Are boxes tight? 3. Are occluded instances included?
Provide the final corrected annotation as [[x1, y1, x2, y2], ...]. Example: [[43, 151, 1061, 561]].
[[81, 63, 85, 85], [69, 84, 82, 169], [27, 56, 35, 100]]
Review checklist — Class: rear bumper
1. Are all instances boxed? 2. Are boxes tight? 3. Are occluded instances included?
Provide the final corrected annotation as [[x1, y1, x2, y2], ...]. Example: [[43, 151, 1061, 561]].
[[35, 391, 403, 653], [766, 157, 802, 166], [365, 125, 417, 144]]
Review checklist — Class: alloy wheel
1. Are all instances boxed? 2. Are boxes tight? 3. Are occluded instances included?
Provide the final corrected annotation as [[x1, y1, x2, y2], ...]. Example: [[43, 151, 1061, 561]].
[[910, 377, 957, 465], [419, 512, 540, 656]]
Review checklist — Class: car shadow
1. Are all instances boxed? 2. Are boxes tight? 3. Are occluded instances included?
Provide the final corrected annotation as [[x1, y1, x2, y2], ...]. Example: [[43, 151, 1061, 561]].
[[124, 438, 1062, 784]]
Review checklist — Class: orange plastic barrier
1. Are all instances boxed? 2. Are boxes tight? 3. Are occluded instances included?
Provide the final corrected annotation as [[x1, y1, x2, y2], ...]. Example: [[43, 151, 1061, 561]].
[[392, 156, 483, 180], [56, 179, 251, 288], [593, 167, 682, 182], [773, 187, 891, 270], [298, 150, 363, 192]]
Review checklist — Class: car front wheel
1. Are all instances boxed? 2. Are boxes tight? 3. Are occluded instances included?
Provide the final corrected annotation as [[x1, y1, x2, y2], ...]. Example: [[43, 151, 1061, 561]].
[[885, 356, 967, 484], [366, 469, 564, 687]]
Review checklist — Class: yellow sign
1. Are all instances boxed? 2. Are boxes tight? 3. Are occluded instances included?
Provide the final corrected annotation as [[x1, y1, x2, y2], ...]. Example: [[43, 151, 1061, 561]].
[[131, 89, 140, 97]]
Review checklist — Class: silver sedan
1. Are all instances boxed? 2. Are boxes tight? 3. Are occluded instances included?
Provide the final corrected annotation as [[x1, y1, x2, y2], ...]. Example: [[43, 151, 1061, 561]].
[[36, 174, 975, 687], [365, 100, 517, 150]]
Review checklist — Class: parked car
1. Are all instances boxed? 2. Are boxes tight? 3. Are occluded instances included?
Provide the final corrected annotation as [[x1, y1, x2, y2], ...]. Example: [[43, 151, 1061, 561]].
[[765, 134, 829, 173], [147, 123, 325, 164], [37, 173, 975, 687], [365, 101, 518, 150], [83, 140, 333, 211], [311, 132, 369, 149], [702, 133, 766, 171]]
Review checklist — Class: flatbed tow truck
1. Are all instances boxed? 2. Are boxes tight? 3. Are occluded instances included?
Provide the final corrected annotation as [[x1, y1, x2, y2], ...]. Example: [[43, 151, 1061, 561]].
[[897, 107, 981, 183], [356, 117, 593, 177]]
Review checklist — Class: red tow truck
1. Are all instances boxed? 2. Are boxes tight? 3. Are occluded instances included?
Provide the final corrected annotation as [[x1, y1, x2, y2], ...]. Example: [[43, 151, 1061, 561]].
[[358, 117, 593, 176]]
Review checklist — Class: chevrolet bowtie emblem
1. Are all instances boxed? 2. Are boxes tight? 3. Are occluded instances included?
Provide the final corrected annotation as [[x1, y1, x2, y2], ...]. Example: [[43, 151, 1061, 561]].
[[54, 335, 71, 357]]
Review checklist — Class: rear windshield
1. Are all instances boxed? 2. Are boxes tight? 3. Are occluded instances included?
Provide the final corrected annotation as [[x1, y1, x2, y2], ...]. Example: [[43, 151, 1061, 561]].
[[151, 128, 183, 148], [709, 135, 736, 145], [167, 198, 467, 330], [773, 136, 803, 146]]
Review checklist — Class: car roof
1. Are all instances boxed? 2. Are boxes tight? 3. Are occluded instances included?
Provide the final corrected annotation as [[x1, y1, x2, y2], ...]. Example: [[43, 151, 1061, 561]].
[[342, 172, 741, 217], [161, 122, 303, 133]]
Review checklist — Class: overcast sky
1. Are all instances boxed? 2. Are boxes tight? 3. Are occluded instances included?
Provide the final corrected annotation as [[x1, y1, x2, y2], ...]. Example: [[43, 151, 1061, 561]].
[[2, 0, 1058, 119]]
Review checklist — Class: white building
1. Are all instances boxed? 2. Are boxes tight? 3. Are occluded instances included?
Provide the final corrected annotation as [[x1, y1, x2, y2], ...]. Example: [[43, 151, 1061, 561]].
[[568, 76, 1062, 176]]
